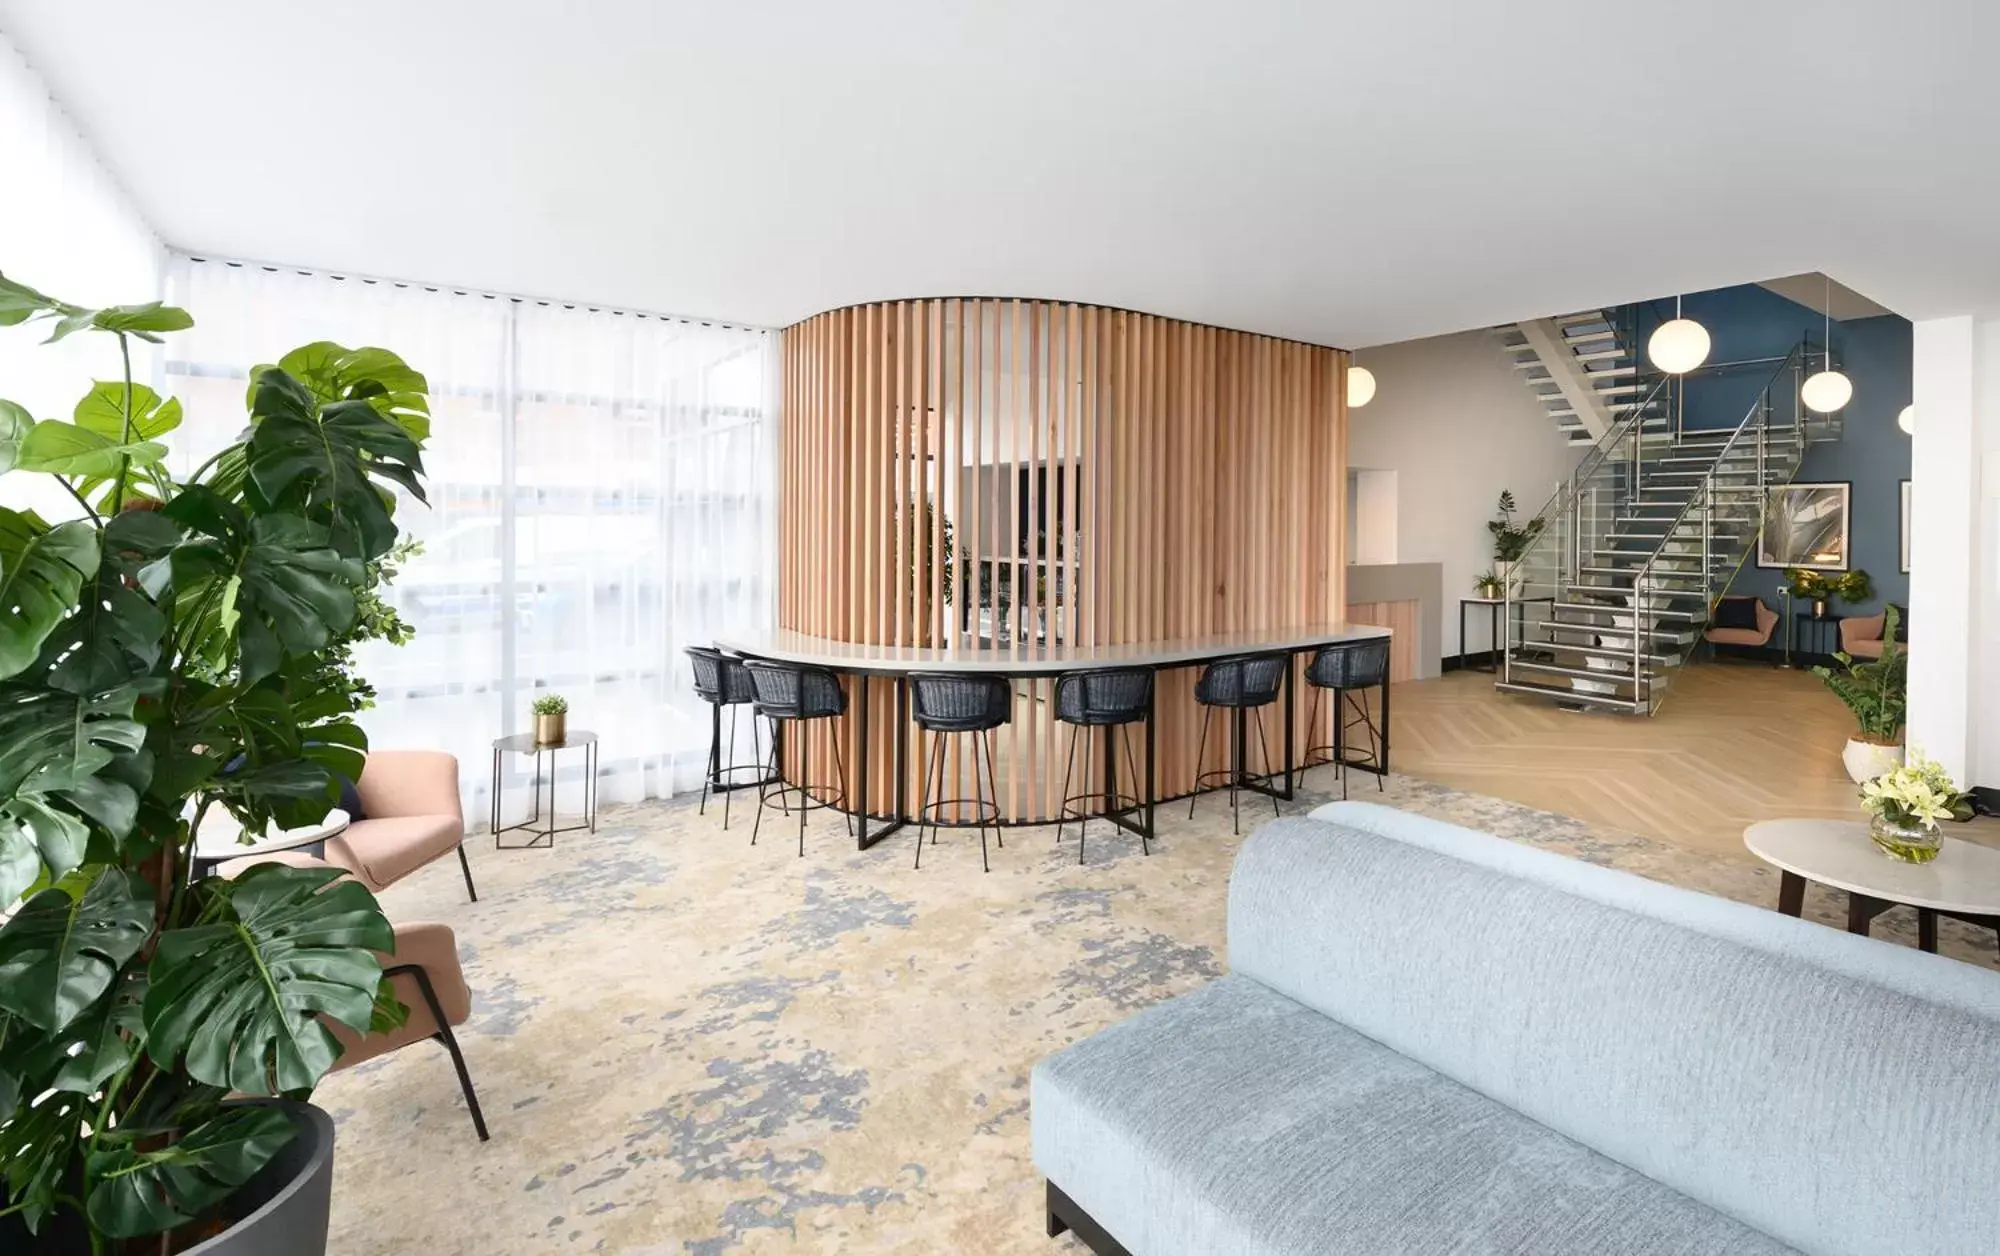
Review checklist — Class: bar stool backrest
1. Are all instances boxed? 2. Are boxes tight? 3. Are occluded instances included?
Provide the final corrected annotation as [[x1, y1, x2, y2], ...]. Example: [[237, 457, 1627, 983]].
[[743, 660, 847, 720], [910, 674, 1013, 733], [687, 646, 755, 705], [1194, 653, 1288, 708], [1055, 668, 1153, 726], [1307, 639, 1390, 691]]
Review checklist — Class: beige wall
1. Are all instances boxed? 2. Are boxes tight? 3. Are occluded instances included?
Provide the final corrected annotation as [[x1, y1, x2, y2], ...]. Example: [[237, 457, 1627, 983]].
[[1347, 328, 1582, 658]]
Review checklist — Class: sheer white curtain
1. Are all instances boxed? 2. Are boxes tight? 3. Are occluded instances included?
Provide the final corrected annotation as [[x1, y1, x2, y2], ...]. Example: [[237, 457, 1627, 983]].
[[163, 258, 776, 821], [0, 32, 163, 519]]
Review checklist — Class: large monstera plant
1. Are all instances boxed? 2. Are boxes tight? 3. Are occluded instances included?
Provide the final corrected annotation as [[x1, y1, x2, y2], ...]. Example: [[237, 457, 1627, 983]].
[[0, 272, 431, 1247]]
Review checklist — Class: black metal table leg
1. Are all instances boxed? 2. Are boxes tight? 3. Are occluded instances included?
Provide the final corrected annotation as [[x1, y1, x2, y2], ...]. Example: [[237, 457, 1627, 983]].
[[855, 676, 871, 848], [1280, 655, 1296, 801], [851, 671, 908, 850], [1143, 690, 1156, 845], [1378, 670, 1391, 780]]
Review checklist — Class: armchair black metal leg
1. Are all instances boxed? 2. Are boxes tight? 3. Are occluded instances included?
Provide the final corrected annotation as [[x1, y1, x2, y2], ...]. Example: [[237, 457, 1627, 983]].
[[700, 702, 718, 818], [456, 844, 478, 903], [387, 964, 490, 1143]]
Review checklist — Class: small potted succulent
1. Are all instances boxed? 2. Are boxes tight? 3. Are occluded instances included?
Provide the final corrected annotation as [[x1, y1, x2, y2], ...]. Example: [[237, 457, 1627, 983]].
[[532, 692, 569, 745], [1859, 752, 1972, 863]]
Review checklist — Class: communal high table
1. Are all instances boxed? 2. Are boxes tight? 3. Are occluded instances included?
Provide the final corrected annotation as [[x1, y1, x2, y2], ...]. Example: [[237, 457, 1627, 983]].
[[718, 623, 1393, 851]]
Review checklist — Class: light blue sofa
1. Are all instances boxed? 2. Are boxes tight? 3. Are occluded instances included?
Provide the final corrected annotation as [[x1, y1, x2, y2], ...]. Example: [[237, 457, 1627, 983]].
[[1032, 801, 2000, 1256]]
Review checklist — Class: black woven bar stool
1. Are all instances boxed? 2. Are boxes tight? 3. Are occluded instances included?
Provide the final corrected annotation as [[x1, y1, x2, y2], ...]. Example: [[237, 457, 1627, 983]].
[[686, 646, 764, 830], [909, 674, 1013, 872], [1299, 639, 1390, 799], [1188, 653, 1288, 835], [1054, 668, 1154, 863], [743, 660, 853, 856]]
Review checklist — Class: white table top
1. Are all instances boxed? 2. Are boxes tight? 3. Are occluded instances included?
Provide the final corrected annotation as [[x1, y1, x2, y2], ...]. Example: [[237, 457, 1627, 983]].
[[194, 809, 352, 863], [1744, 818, 2000, 915], [717, 622, 1392, 676]]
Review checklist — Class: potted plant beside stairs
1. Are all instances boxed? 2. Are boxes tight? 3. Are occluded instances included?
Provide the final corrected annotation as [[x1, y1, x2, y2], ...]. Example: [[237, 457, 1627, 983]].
[[0, 274, 433, 1253], [1811, 606, 1908, 783]]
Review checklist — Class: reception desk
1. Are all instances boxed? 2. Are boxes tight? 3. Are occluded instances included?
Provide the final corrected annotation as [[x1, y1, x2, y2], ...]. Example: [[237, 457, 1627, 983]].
[[720, 622, 1392, 846]]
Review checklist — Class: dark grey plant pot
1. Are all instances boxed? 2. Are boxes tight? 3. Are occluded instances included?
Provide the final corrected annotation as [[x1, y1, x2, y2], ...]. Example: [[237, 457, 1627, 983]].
[[183, 1101, 337, 1256], [0, 1101, 337, 1255]]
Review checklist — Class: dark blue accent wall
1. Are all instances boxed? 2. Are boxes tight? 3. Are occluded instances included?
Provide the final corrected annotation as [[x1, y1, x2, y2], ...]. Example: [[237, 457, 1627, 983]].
[[1617, 284, 1911, 616]]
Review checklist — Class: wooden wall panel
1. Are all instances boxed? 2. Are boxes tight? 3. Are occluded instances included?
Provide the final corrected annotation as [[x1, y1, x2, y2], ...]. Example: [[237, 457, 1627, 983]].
[[779, 299, 1351, 822], [1343, 600, 1420, 684]]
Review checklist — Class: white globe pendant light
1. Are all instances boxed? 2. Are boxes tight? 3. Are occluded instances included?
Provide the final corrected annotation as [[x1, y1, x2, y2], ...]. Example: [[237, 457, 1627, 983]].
[[1347, 364, 1377, 408], [1802, 369, 1853, 413], [1801, 275, 1852, 414], [1647, 296, 1710, 374], [1897, 404, 1915, 434]]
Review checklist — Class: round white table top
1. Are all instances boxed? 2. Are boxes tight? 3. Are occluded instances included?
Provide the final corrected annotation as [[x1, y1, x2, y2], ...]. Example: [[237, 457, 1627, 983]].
[[194, 809, 352, 864], [1744, 818, 2000, 915]]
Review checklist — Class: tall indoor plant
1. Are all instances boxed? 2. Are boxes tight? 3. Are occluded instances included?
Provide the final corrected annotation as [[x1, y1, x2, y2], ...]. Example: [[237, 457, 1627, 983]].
[[1811, 605, 1906, 783], [0, 272, 430, 1252], [1486, 489, 1542, 588]]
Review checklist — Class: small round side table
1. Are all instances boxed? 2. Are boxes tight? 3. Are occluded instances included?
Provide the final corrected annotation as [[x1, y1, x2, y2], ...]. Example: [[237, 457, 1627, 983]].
[[491, 730, 599, 850], [191, 809, 352, 880]]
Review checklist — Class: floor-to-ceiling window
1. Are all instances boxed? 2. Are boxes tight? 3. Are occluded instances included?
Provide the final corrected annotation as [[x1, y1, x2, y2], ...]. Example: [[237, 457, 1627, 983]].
[[163, 257, 775, 818]]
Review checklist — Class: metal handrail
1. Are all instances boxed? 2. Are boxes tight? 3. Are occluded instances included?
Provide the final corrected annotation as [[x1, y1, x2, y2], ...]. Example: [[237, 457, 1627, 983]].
[[1622, 342, 1810, 706]]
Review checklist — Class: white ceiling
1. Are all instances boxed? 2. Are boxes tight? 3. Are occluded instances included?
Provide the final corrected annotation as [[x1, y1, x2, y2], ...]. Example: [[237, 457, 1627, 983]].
[[4, 1, 1995, 347]]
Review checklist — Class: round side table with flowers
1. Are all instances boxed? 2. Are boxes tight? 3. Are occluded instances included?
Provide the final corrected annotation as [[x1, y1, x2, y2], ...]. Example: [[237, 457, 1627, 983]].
[[1745, 815, 2000, 958]]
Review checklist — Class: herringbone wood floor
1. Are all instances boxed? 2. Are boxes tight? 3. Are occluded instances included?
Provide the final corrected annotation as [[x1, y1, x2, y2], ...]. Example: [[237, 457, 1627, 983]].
[[1388, 661, 1993, 860]]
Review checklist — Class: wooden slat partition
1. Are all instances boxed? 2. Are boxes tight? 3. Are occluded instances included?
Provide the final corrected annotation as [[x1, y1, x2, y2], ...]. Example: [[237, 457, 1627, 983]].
[[778, 300, 1351, 822]]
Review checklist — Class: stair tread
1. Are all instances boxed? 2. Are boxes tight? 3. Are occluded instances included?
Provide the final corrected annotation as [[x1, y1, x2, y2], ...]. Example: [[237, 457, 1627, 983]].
[[1494, 679, 1655, 712]]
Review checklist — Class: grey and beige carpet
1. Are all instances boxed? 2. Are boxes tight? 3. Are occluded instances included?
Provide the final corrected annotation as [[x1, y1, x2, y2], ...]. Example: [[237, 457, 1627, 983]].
[[322, 774, 1998, 1255]]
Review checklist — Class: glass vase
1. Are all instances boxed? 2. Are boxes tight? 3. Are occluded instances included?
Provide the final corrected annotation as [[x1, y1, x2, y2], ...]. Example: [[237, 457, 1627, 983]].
[[1869, 813, 1942, 863]]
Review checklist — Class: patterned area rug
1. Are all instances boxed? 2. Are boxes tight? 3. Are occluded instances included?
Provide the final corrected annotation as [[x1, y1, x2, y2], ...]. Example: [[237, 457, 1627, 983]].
[[321, 772, 1999, 1255]]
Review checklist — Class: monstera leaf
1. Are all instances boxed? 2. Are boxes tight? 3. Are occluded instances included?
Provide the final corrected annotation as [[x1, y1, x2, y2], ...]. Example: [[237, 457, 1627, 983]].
[[0, 508, 99, 680], [0, 398, 28, 473], [245, 369, 426, 559], [15, 420, 168, 479], [0, 870, 152, 1033], [74, 380, 182, 442], [0, 684, 149, 900], [0, 274, 190, 344], [85, 1103, 294, 1239], [248, 342, 431, 442], [145, 863, 391, 1094], [166, 494, 362, 684], [37, 573, 165, 694]]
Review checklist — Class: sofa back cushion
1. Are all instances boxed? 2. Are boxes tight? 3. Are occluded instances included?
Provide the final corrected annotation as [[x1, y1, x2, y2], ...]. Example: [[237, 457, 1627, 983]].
[[1227, 804, 2000, 1256]]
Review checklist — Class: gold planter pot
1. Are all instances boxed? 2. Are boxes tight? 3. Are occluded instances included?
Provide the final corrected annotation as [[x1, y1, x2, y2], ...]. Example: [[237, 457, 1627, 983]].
[[534, 711, 567, 746]]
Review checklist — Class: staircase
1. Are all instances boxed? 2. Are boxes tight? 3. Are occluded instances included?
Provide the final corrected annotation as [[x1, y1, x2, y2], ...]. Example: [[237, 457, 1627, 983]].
[[1497, 310, 1673, 446], [1494, 343, 1832, 714]]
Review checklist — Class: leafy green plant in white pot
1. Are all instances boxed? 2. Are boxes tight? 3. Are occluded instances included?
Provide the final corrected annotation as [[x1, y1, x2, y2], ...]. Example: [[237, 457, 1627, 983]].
[[0, 273, 431, 1254], [1811, 605, 1906, 783]]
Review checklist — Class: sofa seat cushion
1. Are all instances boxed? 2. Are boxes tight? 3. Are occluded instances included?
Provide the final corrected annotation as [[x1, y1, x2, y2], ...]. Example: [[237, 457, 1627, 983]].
[[1032, 975, 1795, 1256], [327, 814, 462, 891]]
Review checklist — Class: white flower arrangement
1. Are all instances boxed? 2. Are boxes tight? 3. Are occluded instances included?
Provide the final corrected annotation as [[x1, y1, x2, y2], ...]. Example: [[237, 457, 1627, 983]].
[[1859, 752, 1973, 832]]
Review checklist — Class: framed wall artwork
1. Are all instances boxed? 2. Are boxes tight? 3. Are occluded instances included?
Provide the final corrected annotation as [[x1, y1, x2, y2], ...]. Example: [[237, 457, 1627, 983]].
[[1900, 479, 1911, 573], [1757, 481, 1851, 571]]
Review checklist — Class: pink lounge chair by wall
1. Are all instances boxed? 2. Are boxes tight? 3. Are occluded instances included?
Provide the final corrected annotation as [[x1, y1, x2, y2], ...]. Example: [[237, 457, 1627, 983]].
[[1840, 612, 1887, 660], [1703, 597, 1777, 648], [331, 750, 475, 900]]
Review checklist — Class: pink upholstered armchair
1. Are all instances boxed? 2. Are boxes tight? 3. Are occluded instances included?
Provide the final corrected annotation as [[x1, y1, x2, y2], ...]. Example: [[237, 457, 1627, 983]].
[[333, 919, 489, 1141], [1704, 597, 1777, 648], [326, 750, 474, 900], [1840, 612, 1887, 660]]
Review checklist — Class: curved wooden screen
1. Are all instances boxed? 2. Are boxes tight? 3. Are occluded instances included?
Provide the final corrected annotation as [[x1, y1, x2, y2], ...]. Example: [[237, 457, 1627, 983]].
[[779, 298, 1349, 823]]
